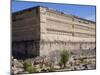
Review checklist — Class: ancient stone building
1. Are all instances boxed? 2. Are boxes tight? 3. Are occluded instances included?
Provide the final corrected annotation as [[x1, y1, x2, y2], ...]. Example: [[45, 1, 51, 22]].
[[12, 6, 96, 58]]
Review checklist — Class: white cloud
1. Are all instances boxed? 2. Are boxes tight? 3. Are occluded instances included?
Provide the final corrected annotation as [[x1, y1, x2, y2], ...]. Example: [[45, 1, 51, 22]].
[[85, 15, 96, 21]]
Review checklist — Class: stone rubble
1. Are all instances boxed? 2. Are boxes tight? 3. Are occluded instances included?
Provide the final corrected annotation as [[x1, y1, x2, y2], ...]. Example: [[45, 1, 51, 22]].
[[12, 56, 24, 75], [11, 54, 96, 74]]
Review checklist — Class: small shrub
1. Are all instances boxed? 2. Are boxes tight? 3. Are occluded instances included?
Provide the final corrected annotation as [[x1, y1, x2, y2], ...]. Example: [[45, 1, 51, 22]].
[[59, 50, 70, 68], [23, 62, 37, 73], [26, 66, 37, 73], [23, 62, 31, 70]]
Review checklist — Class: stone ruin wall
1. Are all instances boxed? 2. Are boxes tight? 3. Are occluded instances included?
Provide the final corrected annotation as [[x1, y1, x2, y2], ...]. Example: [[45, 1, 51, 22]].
[[39, 7, 96, 57], [12, 6, 96, 58], [12, 7, 41, 58]]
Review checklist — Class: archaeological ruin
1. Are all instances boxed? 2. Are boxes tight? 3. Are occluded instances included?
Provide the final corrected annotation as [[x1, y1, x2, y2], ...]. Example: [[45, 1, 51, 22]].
[[12, 6, 96, 59]]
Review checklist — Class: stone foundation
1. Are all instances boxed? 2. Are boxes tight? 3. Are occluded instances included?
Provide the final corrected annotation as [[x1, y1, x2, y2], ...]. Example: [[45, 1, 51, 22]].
[[40, 41, 95, 56], [12, 40, 96, 59], [12, 40, 40, 58]]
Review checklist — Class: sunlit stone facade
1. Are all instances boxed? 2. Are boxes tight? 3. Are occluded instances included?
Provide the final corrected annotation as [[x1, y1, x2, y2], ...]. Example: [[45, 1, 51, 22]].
[[12, 6, 96, 58]]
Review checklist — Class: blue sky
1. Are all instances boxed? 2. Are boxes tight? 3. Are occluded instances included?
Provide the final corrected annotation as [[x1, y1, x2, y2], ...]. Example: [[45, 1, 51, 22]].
[[12, 0, 96, 21]]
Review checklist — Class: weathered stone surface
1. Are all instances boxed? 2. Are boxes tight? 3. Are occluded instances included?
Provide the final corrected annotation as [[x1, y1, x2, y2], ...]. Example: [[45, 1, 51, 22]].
[[12, 57, 24, 74], [12, 6, 96, 67]]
